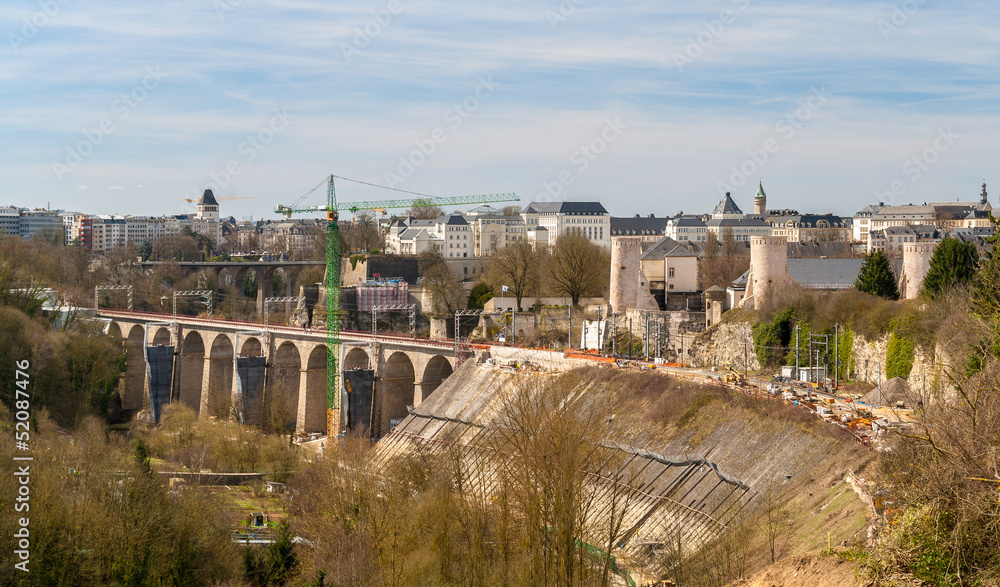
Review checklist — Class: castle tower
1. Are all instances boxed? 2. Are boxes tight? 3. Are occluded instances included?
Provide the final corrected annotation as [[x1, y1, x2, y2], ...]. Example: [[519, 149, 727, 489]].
[[610, 237, 659, 314], [704, 286, 726, 328], [196, 189, 220, 221], [981, 180, 989, 207], [900, 242, 937, 300], [743, 236, 788, 309], [754, 182, 766, 216]]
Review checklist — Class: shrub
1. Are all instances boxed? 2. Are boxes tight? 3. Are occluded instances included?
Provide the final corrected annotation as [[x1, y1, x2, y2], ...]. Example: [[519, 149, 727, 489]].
[[752, 307, 793, 366]]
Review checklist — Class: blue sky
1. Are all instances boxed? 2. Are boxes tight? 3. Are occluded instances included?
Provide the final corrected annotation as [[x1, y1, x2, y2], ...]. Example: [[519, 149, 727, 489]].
[[3, 0, 999, 220]]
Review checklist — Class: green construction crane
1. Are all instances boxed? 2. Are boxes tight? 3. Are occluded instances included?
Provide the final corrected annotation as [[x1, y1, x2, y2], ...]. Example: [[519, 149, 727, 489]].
[[275, 174, 518, 437]]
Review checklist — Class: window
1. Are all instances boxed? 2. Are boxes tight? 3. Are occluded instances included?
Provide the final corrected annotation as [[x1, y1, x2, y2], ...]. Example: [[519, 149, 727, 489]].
[[668, 267, 675, 278]]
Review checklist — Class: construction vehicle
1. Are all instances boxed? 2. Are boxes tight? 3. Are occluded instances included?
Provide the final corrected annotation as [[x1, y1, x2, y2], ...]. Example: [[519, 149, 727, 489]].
[[723, 365, 747, 386], [275, 174, 518, 436]]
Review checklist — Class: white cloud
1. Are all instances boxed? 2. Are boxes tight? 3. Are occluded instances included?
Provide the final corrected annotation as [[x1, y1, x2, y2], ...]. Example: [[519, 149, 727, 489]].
[[2, 1, 1000, 217]]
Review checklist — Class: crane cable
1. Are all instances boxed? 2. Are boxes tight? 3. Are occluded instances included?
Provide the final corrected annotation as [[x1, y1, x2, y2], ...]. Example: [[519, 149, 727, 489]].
[[291, 174, 448, 209]]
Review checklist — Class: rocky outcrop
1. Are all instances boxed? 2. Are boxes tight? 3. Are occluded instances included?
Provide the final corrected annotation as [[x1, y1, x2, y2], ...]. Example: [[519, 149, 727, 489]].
[[688, 322, 760, 372], [850, 333, 889, 384]]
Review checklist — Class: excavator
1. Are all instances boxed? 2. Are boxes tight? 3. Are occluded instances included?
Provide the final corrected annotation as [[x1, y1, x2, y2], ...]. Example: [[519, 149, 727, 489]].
[[723, 364, 747, 386]]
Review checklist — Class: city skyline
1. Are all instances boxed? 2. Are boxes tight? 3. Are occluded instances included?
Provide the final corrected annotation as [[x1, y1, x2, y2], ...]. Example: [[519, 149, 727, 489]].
[[3, 1, 999, 220]]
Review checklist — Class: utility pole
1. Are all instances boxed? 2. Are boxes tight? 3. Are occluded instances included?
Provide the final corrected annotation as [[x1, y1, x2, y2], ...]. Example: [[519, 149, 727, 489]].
[[834, 324, 839, 389], [597, 305, 603, 354], [744, 337, 748, 381], [795, 324, 800, 380], [644, 313, 650, 361], [824, 333, 830, 388], [611, 312, 617, 357], [628, 317, 633, 361], [568, 305, 572, 351], [878, 359, 882, 407], [809, 334, 813, 384]]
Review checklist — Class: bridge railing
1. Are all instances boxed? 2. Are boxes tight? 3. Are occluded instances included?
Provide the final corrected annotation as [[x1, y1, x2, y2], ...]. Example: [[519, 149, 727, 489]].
[[97, 309, 457, 349]]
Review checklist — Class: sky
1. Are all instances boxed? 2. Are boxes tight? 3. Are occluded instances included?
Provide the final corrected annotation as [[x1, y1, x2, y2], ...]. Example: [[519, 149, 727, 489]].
[[3, 0, 999, 221]]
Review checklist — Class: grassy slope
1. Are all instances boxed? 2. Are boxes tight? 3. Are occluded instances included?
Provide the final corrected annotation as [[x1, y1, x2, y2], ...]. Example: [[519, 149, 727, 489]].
[[577, 367, 874, 572]]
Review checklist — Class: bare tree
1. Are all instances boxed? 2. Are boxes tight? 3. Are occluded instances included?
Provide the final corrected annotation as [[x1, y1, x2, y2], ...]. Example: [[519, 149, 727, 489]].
[[405, 198, 444, 220], [103, 244, 140, 285], [342, 211, 385, 253], [501, 205, 523, 216], [486, 240, 541, 311], [699, 229, 749, 290], [151, 233, 201, 261], [417, 251, 463, 317], [547, 232, 610, 306]]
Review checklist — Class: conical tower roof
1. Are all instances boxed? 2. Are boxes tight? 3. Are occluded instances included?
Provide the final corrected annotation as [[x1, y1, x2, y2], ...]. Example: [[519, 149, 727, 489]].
[[713, 192, 743, 216], [755, 182, 766, 199], [198, 189, 219, 206]]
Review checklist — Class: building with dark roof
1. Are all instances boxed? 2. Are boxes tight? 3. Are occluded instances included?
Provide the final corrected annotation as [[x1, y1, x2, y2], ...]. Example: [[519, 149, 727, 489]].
[[523, 200, 611, 248], [712, 192, 743, 219], [731, 257, 865, 294], [766, 212, 851, 243], [665, 215, 708, 243], [705, 191, 772, 241], [610, 214, 669, 241], [638, 236, 700, 294]]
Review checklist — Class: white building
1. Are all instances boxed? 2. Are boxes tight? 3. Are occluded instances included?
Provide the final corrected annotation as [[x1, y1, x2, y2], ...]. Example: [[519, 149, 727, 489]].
[[705, 192, 771, 241], [852, 182, 994, 247], [522, 201, 611, 248], [665, 215, 708, 243]]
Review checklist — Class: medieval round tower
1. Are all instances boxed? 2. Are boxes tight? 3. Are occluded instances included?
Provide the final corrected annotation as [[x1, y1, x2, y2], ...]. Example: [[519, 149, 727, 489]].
[[610, 237, 658, 313], [900, 242, 936, 299], [744, 236, 788, 309], [610, 237, 643, 314]]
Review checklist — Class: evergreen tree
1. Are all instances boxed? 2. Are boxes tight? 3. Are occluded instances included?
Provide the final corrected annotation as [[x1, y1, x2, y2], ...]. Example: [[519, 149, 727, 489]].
[[466, 282, 494, 309], [923, 236, 979, 298], [854, 250, 899, 300]]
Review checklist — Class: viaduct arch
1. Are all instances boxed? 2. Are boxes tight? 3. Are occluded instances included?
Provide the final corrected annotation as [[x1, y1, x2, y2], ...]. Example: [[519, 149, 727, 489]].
[[101, 314, 456, 437]]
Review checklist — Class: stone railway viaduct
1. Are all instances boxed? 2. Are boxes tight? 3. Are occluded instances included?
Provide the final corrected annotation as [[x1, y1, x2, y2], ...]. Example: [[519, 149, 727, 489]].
[[99, 310, 456, 437]]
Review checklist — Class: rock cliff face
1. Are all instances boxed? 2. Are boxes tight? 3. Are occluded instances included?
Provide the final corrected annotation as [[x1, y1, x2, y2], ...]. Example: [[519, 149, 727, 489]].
[[687, 322, 760, 372], [850, 334, 889, 384], [852, 334, 955, 398]]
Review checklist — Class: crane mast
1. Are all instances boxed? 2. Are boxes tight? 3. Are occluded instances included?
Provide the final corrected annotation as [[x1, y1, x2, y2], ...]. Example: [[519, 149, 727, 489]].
[[276, 174, 518, 437]]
